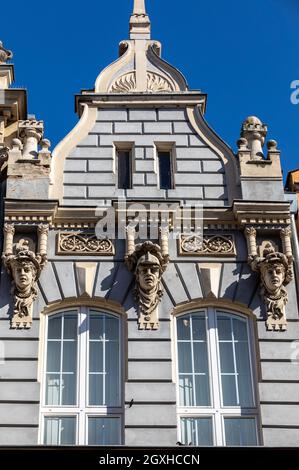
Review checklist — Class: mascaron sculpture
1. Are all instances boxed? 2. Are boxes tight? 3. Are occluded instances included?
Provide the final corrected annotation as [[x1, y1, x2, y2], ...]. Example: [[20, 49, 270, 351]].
[[125, 226, 169, 330], [2, 224, 48, 329], [245, 227, 294, 331]]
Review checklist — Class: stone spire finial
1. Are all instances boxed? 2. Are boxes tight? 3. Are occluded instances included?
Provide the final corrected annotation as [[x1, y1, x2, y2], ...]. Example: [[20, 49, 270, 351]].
[[130, 0, 151, 39], [241, 116, 267, 160], [0, 41, 13, 64]]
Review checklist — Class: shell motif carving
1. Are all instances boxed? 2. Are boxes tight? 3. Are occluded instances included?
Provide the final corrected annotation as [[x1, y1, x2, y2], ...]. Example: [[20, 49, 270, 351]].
[[109, 71, 174, 93]]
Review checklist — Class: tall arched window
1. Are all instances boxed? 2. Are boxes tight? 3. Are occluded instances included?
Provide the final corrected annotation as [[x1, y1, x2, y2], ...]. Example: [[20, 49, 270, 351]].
[[176, 308, 260, 446], [40, 307, 123, 445]]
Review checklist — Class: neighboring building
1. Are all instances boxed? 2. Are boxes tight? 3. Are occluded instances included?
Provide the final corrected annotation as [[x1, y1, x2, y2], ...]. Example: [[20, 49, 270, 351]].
[[0, 0, 298, 447], [286, 169, 299, 236]]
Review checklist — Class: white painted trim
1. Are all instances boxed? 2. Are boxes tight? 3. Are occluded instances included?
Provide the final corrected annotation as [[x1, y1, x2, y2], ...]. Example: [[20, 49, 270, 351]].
[[50, 104, 98, 202]]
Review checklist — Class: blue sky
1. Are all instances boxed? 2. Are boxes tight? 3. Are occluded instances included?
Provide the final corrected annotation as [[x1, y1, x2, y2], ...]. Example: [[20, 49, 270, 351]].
[[1, 0, 298, 180]]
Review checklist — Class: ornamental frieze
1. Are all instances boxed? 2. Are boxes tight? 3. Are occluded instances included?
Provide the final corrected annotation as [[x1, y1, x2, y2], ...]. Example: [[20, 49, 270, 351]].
[[179, 234, 236, 256], [57, 232, 115, 255]]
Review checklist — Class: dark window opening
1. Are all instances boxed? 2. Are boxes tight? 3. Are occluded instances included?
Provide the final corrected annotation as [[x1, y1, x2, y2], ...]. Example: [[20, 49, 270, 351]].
[[118, 151, 132, 189], [158, 151, 173, 189]]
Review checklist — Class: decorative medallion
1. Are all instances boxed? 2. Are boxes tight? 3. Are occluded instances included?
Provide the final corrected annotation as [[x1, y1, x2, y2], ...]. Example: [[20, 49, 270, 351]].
[[57, 232, 114, 255], [179, 234, 236, 256]]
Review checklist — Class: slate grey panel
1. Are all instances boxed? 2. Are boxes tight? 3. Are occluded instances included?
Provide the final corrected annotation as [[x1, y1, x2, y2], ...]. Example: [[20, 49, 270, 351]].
[[0, 360, 37, 379], [261, 362, 299, 381], [128, 341, 172, 360], [1, 340, 39, 358], [257, 321, 299, 340], [100, 134, 188, 147], [129, 109, 157, 121], [234, 264, 257, 307], [64, 173, 115, 185], [144, 122, 172, 134], [65, 160, 87, 172], [263, 428, 299, 447], [0, 320, 39, 338], [127, 321, 171, 339], [54, 262, 77, 299], [64, 186, 87, 198], [91, 122, 113, 133], [94, 262, 117, 298], [108, 264, 133, 304], [88, 160, 114, 172], [167, 187, 203, 198], [202, 160, 224, 172], [33, 287, 46, 319], [97, 109, 127, 121], [189, 134, 206, 146], [259, 382, 299, 403], [125, 404, 176, 426], [158, 109, 186, 120], [204, 186, 227, 199], [125, 382, 176, 402], [115, 122, 142, 134], [219, 263, 240, 300], [128, 361, 172, 380], [77, 134, 97, 146], [135, 160, 155, 172], [176, 161, 201, 172], [261, 404, 299, 426], [0, 403, 39, 425], [0, 382, 40, 401], [175, 263, 202, 300], [175, 174, 224, 186], [162, 264, 189, 305], [173, 122, 193, 133], [176, 147, 218, 160], [125, 428, 177, 447], [0, 428, 38, 445], [39, 263, 61, 304], [259, 342, 294, 360], [159, 290, 175, 319], [285, 282, 299, 319]]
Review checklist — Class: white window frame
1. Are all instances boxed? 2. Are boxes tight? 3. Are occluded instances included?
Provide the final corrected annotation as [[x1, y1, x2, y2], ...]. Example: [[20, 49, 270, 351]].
[[39, 306, 124, 445], [175, 307, 261, 446]]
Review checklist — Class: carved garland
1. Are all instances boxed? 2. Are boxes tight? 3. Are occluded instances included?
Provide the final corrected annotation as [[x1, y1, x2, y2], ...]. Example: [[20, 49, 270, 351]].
[[57, 232, 114, 255], [179, 234, 236, 256], [110, 71, 174, 93]]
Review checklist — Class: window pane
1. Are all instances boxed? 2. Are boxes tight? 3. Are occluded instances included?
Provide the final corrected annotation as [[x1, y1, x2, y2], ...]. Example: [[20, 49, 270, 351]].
[[88, 417, 121, 445], [118, 151, 131, 189], [179, 375, 194, 406], [219, 343, 234, 373], [235, 342, 251, 373], [106, 341, 120, 406], [63, 315, 77, 339], [89, 374, 104, 406], [105, 317, 119, 341], [158, 151, 172, 189], [180, 418, 213, 446], [47, 342, 61, 372], [63, 341, 77, 373], [44, 417, 76, 445], [192, 316, 206, 341], [177, 317, 191, 341], [194, 375, 210, 406], [221, 375, 237, 406], [48, 316, 62, 339], [224, 418, 257, 446], [233, 318, 247, 341], [238, 374, 254, 407], [46, 374, 60, 406], [90, 315, 105, 340], [217, 316, 232, 340], [89, 342, 104, 373], [193, 342, 209, 374], [178, 342, 192, 373], [61, 374, 76, 405]]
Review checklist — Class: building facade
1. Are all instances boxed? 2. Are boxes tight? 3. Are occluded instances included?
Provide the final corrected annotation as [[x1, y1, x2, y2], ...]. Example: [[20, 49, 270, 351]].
[[0, 0, 299, 447]]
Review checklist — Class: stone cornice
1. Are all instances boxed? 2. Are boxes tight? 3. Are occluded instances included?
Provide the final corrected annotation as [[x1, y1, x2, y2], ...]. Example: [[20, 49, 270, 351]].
[[75, 92, 207, 115]]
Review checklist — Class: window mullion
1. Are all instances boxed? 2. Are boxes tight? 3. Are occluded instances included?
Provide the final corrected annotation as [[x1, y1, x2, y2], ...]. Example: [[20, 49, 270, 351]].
[[78, 306, 87, 445], [208, 307, 223, 445], [231, 318, 240, 405]]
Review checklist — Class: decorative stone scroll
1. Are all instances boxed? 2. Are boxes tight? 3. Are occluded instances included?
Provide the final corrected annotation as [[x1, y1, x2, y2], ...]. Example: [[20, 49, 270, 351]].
[[57, 232, 114, 255], [245, 226, 294, 331], [2, 224, 48, 329], [179, 234, 236, 256], [125, 226, 169, 330]]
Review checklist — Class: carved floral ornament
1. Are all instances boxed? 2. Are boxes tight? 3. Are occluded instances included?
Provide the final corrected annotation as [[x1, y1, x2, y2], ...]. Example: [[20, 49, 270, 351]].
[[125, 226, 169, 330], [2, 224, 48, 329], [245, 226, 294, 331], [179, 234, 236, 256], [109, 71, 175, 93], [57, 232, 114, 255]]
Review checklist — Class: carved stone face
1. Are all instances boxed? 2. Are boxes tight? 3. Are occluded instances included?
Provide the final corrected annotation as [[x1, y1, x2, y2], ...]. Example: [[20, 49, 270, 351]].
[[262, 262, 285, 293], [12, 261, 36, 291], [137, 263, 161, 292]]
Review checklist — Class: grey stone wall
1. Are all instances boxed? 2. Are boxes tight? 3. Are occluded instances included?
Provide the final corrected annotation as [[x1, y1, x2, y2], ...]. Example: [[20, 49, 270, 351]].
[[63, 108, 228, 207]]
